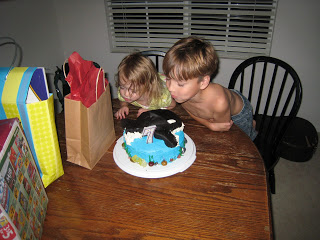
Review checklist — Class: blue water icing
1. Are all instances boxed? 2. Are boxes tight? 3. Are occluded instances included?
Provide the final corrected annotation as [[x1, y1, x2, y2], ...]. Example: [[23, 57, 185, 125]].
[[124, 130, 185, 165]]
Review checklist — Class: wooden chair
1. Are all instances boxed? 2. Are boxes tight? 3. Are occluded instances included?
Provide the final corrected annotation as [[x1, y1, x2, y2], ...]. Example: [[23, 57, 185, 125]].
[[140, 50, 166, 72], [228, 56, 303, 194]]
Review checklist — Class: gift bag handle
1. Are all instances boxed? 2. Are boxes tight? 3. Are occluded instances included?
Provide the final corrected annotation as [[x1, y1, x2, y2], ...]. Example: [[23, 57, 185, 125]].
[[63, 58, 69, 79], [95, 68, 106, 100]]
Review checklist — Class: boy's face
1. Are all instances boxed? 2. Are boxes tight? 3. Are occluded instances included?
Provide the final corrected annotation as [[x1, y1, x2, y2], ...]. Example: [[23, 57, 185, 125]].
[[166, 77, 202, 103]]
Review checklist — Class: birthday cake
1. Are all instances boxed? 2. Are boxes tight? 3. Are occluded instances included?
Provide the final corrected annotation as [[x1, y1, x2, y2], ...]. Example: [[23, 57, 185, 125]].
[[121, 110, 186, 167]]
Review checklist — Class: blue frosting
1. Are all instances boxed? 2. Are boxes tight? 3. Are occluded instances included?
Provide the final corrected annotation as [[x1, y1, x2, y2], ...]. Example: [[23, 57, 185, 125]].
[[124, 130, 185, 166]]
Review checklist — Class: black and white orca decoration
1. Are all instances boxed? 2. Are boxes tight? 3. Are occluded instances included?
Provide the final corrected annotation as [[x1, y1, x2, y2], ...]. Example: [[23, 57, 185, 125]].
[[121, 109, 183, 148]]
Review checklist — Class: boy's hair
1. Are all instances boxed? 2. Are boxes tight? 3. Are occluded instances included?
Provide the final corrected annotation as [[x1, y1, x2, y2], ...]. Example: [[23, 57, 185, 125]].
[[116, 52, 164, 104], [163, 36, 218, 81]]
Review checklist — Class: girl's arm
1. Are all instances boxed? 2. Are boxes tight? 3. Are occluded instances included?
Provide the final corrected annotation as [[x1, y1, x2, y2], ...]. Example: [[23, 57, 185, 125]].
[[114, 101, 129, 119]]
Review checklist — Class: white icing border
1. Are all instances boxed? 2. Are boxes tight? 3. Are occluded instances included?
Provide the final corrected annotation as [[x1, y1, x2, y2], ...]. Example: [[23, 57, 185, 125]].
[[113, 133, 196, 178]]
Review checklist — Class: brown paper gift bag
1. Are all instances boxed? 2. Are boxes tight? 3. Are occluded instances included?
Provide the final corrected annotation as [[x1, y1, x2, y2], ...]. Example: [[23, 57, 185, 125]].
[[64, 83, 115, 169], [63, 53, 116, 169]]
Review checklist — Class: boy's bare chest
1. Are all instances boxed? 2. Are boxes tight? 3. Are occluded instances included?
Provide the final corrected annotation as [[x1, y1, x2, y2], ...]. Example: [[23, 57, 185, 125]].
[[182, 102, 214, 120]]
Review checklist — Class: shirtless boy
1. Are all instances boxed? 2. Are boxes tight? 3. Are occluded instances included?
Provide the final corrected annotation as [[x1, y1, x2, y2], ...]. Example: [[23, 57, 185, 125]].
[[163, 36, 257, 140]]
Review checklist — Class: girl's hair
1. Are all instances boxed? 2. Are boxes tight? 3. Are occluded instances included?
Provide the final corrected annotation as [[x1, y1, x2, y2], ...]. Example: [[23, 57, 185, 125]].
[[116, 52, 164, 105], [163, 36, 219, 81]]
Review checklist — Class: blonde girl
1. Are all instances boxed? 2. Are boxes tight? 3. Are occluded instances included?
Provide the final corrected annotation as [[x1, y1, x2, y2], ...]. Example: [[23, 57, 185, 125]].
[[114, 52, 176, 119]]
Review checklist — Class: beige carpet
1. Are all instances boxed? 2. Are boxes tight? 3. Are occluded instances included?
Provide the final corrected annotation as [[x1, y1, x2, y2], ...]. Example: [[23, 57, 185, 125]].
[[271, 133, 320, 240]]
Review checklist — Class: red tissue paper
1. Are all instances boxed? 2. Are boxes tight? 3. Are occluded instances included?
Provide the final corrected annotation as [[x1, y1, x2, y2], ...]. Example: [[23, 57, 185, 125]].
[[65, 51, 108, 108]]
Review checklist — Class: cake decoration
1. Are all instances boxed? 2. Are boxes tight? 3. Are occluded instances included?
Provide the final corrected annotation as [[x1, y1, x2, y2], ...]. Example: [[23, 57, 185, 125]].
[[142, 125, 157, 143], [121, 110, 186, 167]]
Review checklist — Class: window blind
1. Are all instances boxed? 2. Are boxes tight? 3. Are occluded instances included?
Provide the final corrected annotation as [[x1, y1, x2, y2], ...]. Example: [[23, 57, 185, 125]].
[[105, 0, 278, 59]]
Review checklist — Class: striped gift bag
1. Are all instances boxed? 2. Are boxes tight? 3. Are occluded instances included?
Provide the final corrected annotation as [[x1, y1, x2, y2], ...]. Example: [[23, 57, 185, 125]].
[[0, 67, 64, 187]]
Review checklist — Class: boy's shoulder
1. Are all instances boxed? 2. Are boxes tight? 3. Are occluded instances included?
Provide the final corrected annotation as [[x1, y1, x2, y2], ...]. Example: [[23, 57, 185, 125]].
[[209, 82, 222, 89], [206, 83, 226, 97], [205, 83, 232, 107]]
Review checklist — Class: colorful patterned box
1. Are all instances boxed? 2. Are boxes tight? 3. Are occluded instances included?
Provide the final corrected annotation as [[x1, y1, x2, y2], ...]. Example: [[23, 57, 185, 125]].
[[0, 118, 48, 240]]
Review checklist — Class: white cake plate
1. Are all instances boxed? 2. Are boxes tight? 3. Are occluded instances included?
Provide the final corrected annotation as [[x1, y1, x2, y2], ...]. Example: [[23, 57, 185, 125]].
[[113, 134, 196, 178]]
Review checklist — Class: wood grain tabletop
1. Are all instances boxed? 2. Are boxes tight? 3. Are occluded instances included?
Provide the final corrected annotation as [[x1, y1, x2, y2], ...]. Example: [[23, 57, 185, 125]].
[[41, 99, 273, 240]]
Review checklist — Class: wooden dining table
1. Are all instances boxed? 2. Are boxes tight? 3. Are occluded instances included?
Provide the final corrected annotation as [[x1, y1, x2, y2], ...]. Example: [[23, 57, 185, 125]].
[[41, 99, 273, 240]]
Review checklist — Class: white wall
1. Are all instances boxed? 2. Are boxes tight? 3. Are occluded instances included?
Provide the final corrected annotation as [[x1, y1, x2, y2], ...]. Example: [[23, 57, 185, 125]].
[[1, 0, 319, 131], [0, 0, 65, 111], [270, 0, 320, 131]]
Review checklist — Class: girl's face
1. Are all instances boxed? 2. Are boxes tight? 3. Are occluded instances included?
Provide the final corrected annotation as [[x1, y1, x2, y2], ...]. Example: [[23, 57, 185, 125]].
[[119, 80, 142, 103]]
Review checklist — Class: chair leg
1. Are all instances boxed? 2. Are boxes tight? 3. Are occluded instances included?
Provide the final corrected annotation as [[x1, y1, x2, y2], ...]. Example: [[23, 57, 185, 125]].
[[269, 169, 276, 194]]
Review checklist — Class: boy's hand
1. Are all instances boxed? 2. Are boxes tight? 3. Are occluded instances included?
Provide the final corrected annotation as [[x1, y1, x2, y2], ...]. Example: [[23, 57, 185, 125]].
[[137, 108, 149, 117], [114, 106, 129, 119]]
